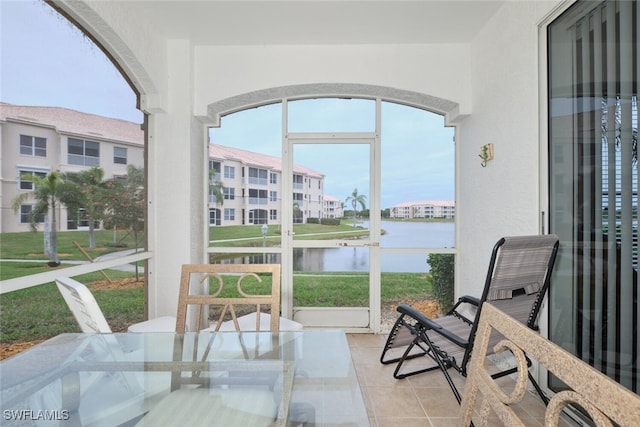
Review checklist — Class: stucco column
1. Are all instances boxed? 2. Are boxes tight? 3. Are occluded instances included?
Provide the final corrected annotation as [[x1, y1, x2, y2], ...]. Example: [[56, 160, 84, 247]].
[[146, 39, 207, 318]]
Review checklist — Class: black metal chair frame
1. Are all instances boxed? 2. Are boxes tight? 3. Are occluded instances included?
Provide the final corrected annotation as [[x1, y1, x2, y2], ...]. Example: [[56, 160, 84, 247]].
[[380, 235, 560, 405]]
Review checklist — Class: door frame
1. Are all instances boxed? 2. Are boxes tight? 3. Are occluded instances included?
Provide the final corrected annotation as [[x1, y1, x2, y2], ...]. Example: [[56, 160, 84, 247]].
[[280, 98, 382, 332]]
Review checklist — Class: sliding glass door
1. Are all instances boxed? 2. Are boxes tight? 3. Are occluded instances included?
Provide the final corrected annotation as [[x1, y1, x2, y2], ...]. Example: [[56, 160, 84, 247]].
[[548, 0, 638, 393]]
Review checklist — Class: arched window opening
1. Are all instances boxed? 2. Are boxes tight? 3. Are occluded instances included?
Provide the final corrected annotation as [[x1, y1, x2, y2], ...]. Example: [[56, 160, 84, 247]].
[[208, 97, 455, 331], [1, 1, 148, 348]]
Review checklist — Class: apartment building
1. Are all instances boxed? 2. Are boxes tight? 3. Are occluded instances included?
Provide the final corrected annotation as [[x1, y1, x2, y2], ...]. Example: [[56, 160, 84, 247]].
[[323, 195, 344, 219], [1, 103, 343, 233], [208, 144, 342, 226], [390, 200, 455, 219], [0, 103, 144, 233]]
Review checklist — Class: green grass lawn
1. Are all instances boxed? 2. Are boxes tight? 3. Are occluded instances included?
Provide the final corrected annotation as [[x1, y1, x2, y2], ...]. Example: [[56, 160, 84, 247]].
[[0, 271, 146, 342], [1, 271, 432, 344], [0, 229, 142, 261], [1, 226, 433, 347], [209, 223, 369, 247]]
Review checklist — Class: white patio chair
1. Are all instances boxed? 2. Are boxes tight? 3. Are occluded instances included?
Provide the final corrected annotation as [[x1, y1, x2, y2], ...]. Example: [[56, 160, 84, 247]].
[[55, 276, 175, 333], [44, 277, 173, 424]]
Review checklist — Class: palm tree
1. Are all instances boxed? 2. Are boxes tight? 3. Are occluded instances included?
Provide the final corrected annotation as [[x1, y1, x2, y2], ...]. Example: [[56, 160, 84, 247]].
[[61, 166, 108, 248], [293, 202, 303, 224], [11, 171, 64, 265], [345, 188, 367, 226], [209, 169, 224, 206]]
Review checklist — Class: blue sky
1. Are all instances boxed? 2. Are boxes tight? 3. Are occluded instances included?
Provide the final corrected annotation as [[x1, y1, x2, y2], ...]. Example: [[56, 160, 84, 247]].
[[211, 100, 455, 208], [1, 0, 142, 123], [2, 0, 454, 209]]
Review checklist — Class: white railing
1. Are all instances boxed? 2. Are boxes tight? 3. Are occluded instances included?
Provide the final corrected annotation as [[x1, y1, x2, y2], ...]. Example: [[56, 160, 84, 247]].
[[0, 251, 152, 294]]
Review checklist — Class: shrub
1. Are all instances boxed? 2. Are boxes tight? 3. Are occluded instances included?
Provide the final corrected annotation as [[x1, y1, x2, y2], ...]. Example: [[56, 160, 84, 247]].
[[320, 218, 341, 226], [307, 217, 320, 224], [428, 253, 455, 312]]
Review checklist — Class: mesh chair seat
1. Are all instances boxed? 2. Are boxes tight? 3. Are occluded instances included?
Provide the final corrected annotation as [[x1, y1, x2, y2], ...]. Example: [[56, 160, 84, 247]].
[[380, 234, 560, 405]]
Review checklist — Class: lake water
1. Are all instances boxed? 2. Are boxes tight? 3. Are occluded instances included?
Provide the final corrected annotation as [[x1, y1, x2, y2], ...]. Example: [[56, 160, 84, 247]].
[[228, 221, 455, 273], [315, 220, 455, 273]]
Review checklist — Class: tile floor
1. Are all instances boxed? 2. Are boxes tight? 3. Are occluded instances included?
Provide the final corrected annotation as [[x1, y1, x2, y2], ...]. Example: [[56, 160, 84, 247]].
[[346, 333, 578, 427]]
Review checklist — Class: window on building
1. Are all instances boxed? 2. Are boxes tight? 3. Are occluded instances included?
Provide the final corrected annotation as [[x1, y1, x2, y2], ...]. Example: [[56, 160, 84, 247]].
[[293, 174, 303, 189], [20, 135, 46, 157], [293, 193, 303, 202], [249, 209, 268, 224], [209, 161, 221, 181], [68, 137, 100, 166], [249, 188, 268, 204], [19, 205, 44, 224], [270, 191, 278, 202], [209, 186, 221, 204], [209, 208, 221, 226], [18, 170, 47, 190], [248, 167, 268, 185], [224, 187, 235, 200], [224, 165, 235, 179], [72, 208, 100, 229], [114, 147, 127, 164], [224, 208, 235, 221], [270, 209, 277, 221], [270, 172, 277, 184]]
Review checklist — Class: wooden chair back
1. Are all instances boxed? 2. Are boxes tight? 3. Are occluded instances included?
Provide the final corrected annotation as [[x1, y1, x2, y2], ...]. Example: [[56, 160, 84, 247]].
[[175, 264, 282, 333], [457, 303, 640, 426]]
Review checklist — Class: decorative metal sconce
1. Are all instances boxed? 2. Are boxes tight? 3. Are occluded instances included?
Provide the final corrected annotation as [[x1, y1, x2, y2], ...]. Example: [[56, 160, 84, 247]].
[[479, 143, 494, 167]]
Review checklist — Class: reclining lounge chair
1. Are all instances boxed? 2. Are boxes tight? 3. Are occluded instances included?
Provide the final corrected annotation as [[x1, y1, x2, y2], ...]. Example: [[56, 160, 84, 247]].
[[380, 234, 560, 404]]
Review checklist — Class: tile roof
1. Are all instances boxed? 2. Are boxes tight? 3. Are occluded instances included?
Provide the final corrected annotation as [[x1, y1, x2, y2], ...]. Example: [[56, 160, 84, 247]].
[[0, 102, 143, 145], [210, 143, 324, 178]]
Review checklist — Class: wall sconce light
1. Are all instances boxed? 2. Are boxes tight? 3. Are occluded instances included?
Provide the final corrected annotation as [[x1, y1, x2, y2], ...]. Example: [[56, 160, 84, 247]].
[[479, 143, 494, 167]]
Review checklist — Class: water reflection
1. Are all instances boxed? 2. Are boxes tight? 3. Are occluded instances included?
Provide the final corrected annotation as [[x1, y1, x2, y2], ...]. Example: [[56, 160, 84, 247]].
[[220, 221, 454, 272]]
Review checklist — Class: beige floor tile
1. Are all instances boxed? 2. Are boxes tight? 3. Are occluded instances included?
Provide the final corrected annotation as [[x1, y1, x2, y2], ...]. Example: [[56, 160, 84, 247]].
[[414, 386, 462, 418], [359, 366, 413, 388], [350, 346, 387, 368], [347, 333, 389, 348], [345, 333, 583, 426], [367, 386, 428, 418], [428, 417, 460, 427], [375, 417, 432, 426], [407, 369, 466, 391]]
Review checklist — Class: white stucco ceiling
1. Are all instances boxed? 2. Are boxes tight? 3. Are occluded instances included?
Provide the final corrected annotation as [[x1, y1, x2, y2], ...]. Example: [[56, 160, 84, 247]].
[[129, 1, 504, 45]]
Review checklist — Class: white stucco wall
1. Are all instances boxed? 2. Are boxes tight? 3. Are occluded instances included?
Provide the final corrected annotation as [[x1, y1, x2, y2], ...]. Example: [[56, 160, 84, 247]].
[[146, 40, 208, 318], [456, 1, 563, 298], [193, 44, 471, 118]]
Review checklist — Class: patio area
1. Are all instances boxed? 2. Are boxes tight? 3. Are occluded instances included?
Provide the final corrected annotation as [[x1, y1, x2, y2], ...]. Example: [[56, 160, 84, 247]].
[[346, 333, 577, 427]]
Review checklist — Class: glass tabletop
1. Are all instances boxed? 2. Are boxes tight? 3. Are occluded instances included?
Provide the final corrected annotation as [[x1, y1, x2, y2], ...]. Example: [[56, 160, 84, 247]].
[[1, 330, 369, 426]]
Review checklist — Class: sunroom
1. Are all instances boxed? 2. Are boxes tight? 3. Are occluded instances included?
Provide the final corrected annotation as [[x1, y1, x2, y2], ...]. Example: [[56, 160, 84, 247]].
[[1, 0, 638, 425]]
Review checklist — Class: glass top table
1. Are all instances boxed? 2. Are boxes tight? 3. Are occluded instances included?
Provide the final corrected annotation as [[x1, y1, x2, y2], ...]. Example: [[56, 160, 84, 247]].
[[1, 330, 369, 426]]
